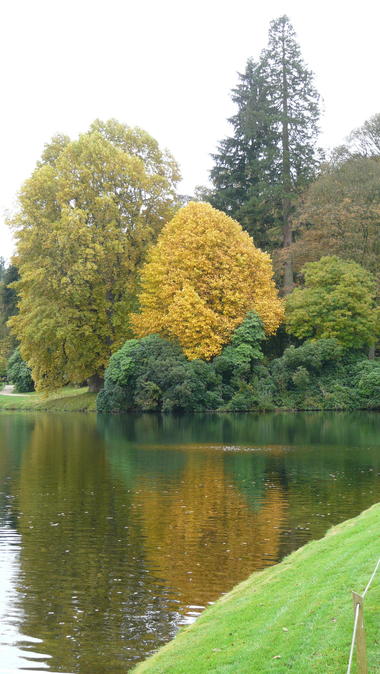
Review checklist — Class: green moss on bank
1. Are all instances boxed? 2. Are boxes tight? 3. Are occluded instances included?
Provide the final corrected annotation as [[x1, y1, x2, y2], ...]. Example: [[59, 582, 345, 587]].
[[134, 504, 380, 673], [0, 387, 97, 411]]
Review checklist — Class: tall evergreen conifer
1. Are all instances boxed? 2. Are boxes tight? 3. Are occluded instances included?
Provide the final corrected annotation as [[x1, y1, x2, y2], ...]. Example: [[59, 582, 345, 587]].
[[209, 60, 274, 249], [208, 16, 321, 292]]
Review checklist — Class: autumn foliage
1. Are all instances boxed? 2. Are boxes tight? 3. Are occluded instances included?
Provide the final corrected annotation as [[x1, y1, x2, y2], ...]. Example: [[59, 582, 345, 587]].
[[132, 202, 284, 359], [8, 120, 180, 391], [289, 158, 380, 284]]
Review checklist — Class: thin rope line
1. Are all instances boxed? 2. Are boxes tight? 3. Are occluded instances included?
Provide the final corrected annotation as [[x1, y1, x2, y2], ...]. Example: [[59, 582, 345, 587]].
[[346, 557, 380, 672], [346, 602, 360, 674], [362, 557, 380, 598]]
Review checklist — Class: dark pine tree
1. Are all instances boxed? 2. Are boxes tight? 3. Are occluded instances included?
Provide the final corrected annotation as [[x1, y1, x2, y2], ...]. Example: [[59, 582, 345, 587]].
[[208, 59, 277, 250], [208, 16, 321, 292]]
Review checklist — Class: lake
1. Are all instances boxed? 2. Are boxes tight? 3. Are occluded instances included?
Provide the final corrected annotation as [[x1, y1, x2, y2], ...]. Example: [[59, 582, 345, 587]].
[[0, 411, 379, 672]]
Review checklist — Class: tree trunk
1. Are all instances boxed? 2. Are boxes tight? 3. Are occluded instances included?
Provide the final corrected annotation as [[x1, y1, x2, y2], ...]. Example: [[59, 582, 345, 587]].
[[87, 374, 104, 393], [368, 344, 375, 360], [281, 25, 294, 296], [283, 212, 293, 295]]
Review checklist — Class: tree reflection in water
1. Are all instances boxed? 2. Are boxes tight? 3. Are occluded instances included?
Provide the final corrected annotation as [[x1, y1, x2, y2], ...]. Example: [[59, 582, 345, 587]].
[[0, 411, 378, 672]]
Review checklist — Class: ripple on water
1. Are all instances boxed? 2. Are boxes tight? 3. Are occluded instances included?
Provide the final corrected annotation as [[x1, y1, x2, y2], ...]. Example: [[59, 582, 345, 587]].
[[1, 411, 380, 672], [0, 525, 54, 671]]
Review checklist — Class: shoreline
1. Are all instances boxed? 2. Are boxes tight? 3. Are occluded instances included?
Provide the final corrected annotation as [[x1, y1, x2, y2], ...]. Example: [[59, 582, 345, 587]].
[[133, 503, 380, 673], [0, 389, 378, 414], [0, 388, 97, 412]]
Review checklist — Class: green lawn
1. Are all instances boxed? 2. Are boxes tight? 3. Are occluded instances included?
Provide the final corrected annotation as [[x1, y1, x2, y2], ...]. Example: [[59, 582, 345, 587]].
[[134, 503, 380, 673], [0, 386, 97, 411]]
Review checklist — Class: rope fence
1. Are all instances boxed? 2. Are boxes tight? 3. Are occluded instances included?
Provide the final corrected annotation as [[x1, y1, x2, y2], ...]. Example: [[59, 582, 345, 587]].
[[346, 557, 380, 674]]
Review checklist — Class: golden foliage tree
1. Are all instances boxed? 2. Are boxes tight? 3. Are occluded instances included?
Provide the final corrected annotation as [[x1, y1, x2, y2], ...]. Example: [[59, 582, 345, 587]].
[[9, 120, 180, 391], [132, 202, 283, 359]]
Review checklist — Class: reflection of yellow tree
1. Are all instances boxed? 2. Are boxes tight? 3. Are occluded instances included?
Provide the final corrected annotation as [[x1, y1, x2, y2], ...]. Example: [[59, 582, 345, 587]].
[[134, 451, 287, 608], [14, 415, 177, 674]]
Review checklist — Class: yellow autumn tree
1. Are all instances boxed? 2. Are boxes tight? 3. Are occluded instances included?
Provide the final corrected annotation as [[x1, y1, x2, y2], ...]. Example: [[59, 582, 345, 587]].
[[132, 202, 283, 359]]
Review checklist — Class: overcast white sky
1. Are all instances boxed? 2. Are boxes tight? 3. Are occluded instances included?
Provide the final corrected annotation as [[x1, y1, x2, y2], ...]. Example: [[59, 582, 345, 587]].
[[1, 0, 379, 261]]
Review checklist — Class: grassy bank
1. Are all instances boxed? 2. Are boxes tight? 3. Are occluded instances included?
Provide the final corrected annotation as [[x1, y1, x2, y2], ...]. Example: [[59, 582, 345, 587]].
[[134, 504, 380, 673], [0, 387, 97, 411]]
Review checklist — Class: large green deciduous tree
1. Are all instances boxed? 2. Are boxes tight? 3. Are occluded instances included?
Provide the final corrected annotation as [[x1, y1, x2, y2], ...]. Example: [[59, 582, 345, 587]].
[[9, 119, 180, 392], [208, 15, 321, 291], [285, 256, 379, 350], [290, 156, 380, 283]]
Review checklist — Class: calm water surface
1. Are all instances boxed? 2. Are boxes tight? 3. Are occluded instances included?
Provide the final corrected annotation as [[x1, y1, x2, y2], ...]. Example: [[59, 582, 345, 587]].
[[0, 411, 379, 672]]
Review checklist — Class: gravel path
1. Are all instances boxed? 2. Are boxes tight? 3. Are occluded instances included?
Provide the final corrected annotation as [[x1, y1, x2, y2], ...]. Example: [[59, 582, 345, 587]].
[[1, 384, 30, 397]]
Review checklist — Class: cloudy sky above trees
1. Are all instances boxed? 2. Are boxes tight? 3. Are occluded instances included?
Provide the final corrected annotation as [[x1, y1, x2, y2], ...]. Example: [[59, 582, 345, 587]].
[[1, 0, 379, 259]]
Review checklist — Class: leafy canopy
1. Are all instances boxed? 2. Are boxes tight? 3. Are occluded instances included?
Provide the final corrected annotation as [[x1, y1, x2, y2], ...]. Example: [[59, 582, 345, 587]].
[[97, 334, 223, 414], [98, 312, 272, 413], [290, 156, 380, 284], [9, 119, 180, 391], [354, 360, 380, 408], [285, 256, 379, 349], [98, 312, 380, 414], [270, 337, 380, 410], [132, 202, 284, 360]]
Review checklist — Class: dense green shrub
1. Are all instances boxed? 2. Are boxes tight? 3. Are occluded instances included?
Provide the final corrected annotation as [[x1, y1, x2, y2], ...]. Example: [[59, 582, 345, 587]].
[[354, 360, 380, 408], [97, 335, 224, 413], [213, 312, 274, 410], [97, 313, 271, 413], [271, 339, 368, 410], [7, 348, 35, 392], [214, 312, 265, 378], [97, 316, 380, 413]]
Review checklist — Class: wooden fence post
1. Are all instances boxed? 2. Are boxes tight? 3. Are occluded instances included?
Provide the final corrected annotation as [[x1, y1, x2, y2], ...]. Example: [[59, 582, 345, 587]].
[[352, 591, 368, 674]]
